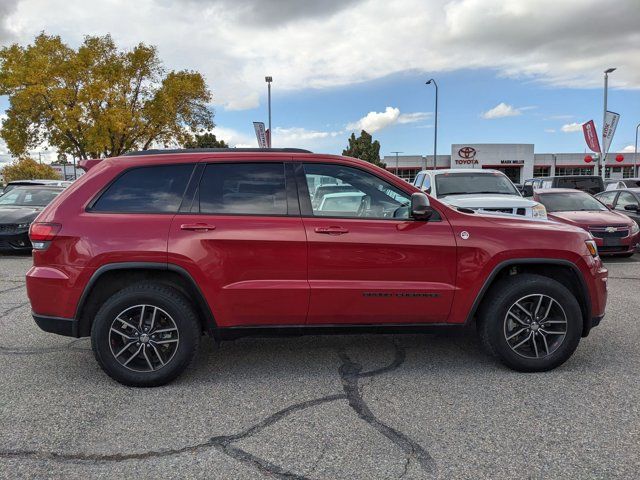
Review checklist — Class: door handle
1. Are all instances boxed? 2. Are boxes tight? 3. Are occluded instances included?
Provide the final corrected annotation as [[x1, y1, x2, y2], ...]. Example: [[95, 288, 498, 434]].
[[180, 223, 216, 232], [314, 226, 349, 235]]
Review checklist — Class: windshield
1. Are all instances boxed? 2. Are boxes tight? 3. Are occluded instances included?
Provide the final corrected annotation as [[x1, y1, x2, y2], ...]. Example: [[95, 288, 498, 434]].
[[435, 172, 519, 197], [0, 188, 61, 207], [537, 192, 607, 212]]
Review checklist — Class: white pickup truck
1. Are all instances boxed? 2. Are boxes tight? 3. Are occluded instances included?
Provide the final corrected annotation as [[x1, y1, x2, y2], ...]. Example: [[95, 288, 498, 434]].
[[413, 168, 547, 219]]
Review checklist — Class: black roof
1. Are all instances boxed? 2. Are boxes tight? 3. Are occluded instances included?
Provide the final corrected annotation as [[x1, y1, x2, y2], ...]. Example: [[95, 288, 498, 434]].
[[123, 148, 312, 156]]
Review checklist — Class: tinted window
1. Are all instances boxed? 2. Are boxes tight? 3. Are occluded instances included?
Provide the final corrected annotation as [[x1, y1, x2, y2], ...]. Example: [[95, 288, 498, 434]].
[[303, 164, 411, 219], [198, 163, 287, 215], [537, 192, 607, 212], [92, 164, 194, 213], [554, 176, 603, 194]]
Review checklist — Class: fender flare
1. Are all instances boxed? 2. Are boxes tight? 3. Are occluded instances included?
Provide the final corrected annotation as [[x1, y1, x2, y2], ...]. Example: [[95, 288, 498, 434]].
[[75, 262, 216, 332], [466, 258, 592, 327]]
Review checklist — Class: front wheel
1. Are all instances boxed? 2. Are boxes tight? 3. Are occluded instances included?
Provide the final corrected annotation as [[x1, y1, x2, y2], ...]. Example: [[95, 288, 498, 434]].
[[91, 283, 201, 387], [477, 274, 583, 372]]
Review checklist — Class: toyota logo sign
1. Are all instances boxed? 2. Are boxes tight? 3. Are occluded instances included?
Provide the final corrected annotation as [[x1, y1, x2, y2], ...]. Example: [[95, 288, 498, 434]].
[[458, 146, 476, 159]]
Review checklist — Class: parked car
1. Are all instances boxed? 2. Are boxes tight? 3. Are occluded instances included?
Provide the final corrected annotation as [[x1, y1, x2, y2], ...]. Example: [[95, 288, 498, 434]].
[[0, 186, 64, 251], [524, 176, 604, 195], [604, 178, 640, 190], [413, 169, 546, 219], [595, 188, 640, 226], [533, 188, 639, 257], [2, 179, 72, 195], [27, 148, 607, 386], [310, 184, 358, 209]]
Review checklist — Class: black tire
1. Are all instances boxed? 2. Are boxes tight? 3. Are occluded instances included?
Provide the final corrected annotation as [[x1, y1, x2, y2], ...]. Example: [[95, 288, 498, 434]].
[[91, 283, 201, 387], [477, 274, 582, 372]]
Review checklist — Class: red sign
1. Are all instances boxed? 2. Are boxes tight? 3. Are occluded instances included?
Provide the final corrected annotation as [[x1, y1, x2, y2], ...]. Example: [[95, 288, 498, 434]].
[[616, 154, 624, 163], [455, 159, 479, 165], [584, 155, 593, 163], [582, 120, 601, 153], [458, 146, 476, 159]]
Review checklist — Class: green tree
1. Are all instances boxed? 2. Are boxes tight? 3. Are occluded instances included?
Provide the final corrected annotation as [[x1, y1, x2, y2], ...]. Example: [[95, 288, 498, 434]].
[[342, 130, 386, 168], [184, 132, 228, 149], [1, 157, 60, 182], [0, 33, 214, 160]]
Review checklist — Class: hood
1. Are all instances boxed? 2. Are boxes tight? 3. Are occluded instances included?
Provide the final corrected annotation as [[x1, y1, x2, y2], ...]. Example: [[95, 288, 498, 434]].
[[440, 194, 536, 209], [0, 206, 42, 224], [548, 210, 632, 228]]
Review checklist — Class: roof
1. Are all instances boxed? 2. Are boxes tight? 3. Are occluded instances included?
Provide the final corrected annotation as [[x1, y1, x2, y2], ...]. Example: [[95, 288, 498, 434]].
[[534, 188, 587, 194], [123, 148, 312, 156], [415, 168, 501, 175], [6, 184, 65, 190]]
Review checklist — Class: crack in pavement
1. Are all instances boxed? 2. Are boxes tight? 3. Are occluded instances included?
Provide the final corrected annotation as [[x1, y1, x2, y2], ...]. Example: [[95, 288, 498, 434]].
[[0, 340, 436, 478], [0, 284, 26, 294]]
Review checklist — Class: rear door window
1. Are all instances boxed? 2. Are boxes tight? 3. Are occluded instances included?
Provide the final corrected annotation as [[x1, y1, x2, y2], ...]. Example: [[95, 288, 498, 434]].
[[198, 163, 287, 215], [615, 192, 639, 212], [92, 164, 194, 213]]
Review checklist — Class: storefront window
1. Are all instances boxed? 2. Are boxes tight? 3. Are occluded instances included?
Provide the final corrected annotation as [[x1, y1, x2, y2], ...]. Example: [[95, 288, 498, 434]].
[[533, 166, 550, 177], [555, 167, 594, 176], [604, 166, 634, 179]]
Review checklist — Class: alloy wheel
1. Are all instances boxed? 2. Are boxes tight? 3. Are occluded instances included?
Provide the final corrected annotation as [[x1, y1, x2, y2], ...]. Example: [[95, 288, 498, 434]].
[[503, 294, 567, 359], [108, 304, 179, 372]]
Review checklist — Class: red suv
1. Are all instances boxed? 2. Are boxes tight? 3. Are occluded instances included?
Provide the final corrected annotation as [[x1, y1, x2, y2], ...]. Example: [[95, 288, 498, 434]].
[[26, 149, 608, 386]]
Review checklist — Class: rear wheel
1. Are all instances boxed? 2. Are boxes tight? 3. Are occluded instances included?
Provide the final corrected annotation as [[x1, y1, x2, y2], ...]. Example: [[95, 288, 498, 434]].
[[91, 283, 200, 387], [477, 274, 583, 372]]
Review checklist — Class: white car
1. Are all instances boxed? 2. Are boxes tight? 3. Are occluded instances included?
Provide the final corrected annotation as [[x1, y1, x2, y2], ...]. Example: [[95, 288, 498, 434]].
[[413, 169, 547, 219]]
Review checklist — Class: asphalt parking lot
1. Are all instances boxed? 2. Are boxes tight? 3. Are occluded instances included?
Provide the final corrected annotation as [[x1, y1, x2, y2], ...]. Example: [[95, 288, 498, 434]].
[[0, 254, 638, 479]]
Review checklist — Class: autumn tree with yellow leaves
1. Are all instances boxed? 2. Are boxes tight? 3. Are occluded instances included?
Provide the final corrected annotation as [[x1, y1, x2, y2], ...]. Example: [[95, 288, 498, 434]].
[[0, 33, 214, 159]]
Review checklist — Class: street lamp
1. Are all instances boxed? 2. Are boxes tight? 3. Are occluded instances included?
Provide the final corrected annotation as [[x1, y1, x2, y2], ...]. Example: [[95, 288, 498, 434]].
[[635, 122, 640, 177], [265, 76, 273, 148], [601, 67, 616, 179], [391, 151, 403, 178], [425, 79, 438, 171]]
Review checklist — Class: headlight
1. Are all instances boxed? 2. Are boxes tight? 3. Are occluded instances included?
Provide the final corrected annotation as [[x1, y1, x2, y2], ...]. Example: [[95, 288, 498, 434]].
[[17, 223, 30, 230], [532, 203, 547, 219], [585, 239, 598, 257]]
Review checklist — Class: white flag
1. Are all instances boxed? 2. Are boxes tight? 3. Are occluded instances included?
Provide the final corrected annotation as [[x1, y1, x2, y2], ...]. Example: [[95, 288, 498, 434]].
[[602, 110, 620, 155], [253, 122, 268, 148]]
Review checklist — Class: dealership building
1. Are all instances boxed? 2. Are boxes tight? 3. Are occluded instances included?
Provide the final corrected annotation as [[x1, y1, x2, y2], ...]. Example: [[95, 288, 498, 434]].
[[383, 144, 638, 183]]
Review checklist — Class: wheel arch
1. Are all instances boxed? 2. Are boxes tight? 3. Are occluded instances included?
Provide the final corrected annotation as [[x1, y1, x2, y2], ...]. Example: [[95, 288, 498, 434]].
[[76, 262, 216, 337], [468, 259, 592, 337]]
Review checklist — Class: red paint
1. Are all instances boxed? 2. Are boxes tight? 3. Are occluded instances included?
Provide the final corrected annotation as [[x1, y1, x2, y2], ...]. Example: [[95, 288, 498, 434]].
[[584, 155, 593, 163], [27, 151, 608, 329], [616, 154, 624, 162]]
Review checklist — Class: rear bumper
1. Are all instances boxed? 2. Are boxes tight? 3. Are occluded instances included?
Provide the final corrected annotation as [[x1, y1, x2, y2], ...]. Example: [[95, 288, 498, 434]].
[[32, 312, 78, 337]]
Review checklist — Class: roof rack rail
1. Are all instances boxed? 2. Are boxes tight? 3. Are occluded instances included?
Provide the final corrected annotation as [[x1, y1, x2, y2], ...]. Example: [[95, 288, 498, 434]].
[[122, 148, 312, 156]]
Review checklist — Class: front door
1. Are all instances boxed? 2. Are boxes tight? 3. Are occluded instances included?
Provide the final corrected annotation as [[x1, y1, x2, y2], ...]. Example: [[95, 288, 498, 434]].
[[298, 162, 457, 325], [168, 161, 308, 327]]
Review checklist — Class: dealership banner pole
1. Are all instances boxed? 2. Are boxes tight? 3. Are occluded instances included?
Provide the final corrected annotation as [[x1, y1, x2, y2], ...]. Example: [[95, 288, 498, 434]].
[[426, 79, 438, 170], [635, 122, 639, 177], [602, 68, 616, 179]]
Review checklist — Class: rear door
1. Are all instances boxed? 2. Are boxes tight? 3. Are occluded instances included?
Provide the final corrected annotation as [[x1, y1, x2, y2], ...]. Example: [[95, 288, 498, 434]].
[[167, 160, 308, 327], [614, 191, 640, 225], [298, 162, 457, 325]]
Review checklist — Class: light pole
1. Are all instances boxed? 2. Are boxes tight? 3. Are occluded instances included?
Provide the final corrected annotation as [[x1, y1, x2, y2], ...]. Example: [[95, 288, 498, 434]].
[[635, 122, 640, 177], [601, 67, 616, 179], [265, 76, 272, 148], [391, 151, 403, 177], [426, 79, 438, 170]]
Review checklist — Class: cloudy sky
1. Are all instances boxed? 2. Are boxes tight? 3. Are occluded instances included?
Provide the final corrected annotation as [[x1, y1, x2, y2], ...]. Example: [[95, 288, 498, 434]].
[[0, 0, 639, 162]]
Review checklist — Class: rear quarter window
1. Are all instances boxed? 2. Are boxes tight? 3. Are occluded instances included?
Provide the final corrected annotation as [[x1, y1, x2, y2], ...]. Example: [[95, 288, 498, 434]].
[[91, 164, 195, 213]]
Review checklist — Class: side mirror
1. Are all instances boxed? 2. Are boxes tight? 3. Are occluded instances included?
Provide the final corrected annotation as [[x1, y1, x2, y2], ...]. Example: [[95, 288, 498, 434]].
[[522, 185, 534, 197], [624, 204, 639, 212], [411, 192, 433, 220]]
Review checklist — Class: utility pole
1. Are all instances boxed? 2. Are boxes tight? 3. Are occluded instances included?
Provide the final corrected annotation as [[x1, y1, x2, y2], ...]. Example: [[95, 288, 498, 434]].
[[391, 151, 403, 177], [426, 79, 438, 170], [601, 67, 616, 179], [265, 76, 273, 148]]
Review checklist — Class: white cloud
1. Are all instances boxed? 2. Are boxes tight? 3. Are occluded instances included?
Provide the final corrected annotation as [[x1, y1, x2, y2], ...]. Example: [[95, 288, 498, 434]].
[[621, 145, 636, 153], [210, 126, 255, 147], [481, 102, 522, 119], [346, 107, 428, 133], [561, 122, 583, 133], [3, 0, 637, 112]]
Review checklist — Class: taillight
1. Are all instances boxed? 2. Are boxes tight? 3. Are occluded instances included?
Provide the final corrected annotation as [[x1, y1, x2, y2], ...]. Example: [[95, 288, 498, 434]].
[[29, 222, 61, 250]]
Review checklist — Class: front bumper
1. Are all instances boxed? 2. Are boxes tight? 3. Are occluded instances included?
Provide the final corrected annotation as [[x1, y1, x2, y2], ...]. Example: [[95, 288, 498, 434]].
[[33, 312, 78, 337], [0, 231, 31, 251], [593, 232, 639, 256]]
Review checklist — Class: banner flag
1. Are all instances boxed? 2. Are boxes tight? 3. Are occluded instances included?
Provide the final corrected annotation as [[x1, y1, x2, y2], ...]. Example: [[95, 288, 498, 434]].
[[582, 120, 601, 153], [602, 111, 620, 155], [253, 122, 268, 148]]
